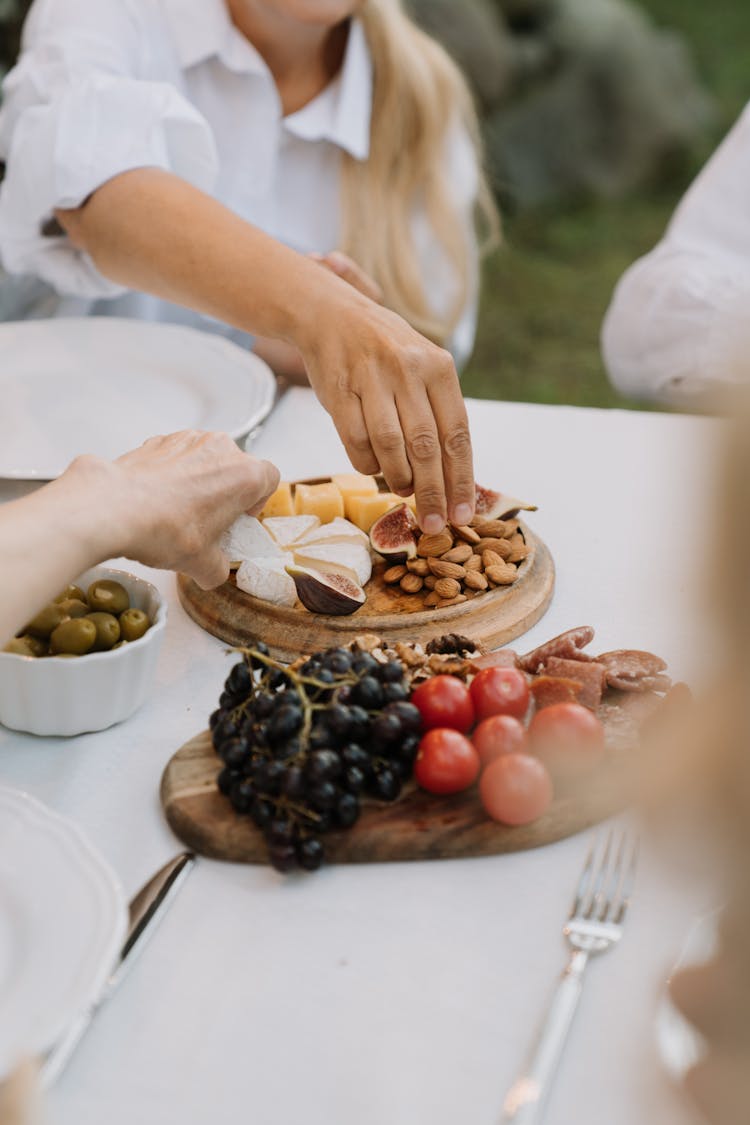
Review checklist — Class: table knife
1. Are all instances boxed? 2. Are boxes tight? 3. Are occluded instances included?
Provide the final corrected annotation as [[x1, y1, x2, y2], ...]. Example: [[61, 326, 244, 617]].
[[40, 852, 195, 1088], [243, 375, 291, 451]]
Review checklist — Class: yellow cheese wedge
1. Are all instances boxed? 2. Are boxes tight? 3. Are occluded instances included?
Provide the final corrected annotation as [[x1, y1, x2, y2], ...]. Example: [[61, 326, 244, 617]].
[[260, 481, 293, 519], [332, 473, 378, 503], [294, 482, 345, 523], [345, 492, 405, 533]]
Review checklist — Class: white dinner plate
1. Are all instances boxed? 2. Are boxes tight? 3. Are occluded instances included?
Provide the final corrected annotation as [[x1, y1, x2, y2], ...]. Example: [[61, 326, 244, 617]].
[[0, 318, 276, 479], [0, 786, 126, 1078]]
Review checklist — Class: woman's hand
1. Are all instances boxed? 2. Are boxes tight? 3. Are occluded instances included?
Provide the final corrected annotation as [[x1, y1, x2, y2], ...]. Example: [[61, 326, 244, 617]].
[[100, 431, 280, 587], [300, 291, 475, 533]]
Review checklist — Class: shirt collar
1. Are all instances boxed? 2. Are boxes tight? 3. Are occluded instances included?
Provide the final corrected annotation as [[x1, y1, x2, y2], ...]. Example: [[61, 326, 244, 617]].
[[161, 0, 372, 160], [161, 0, 268, 75], [283, 19, 372, 162]]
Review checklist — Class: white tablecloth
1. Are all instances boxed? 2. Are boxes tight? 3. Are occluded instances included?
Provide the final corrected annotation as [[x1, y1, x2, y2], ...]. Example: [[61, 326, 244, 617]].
[[0, 391, 721, 1125]]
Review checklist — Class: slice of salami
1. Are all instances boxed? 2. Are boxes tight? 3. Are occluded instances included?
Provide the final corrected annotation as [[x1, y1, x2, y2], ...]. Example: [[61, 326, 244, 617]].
[[606, 672, 673, 694], [530, 675, 583, 709], [544, 657, 607, 711], [518, 627, 595, 673], [596, 650, 667, 682]]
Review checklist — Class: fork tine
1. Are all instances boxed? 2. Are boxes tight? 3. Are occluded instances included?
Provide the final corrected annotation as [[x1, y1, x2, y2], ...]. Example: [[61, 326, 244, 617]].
[[611, 835, 639, 925], [569, 835, 597, 918], [584, 829, 616, 918], [596, 831, 630, 921]]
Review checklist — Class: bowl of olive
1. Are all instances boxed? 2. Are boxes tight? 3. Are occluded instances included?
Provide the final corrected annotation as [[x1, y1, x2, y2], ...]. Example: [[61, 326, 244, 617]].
[[0, 566, 166, 736]]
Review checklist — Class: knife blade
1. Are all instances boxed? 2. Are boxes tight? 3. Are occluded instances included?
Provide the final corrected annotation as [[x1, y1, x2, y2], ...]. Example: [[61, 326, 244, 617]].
[[243, 375, 291, 452], [40, 852, 195, 1088]]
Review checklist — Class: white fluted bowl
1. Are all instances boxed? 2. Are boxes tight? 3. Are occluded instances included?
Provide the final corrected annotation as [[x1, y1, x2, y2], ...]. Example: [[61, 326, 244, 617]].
[[0, 566, 166, 736]]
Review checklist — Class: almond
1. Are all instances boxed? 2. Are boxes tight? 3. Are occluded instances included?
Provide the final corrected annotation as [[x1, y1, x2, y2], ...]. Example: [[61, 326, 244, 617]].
[[451, 523, 481, 545], [477, 537, 512, 557], [508, 544, 529, 564], [486, 563, 517, 586], [475, 520, 508, 538], [383, 564, 408, 584], [416, 530, 454, 558], [423, 591, 440, 608], [424, 575, 437, 590], [437, 594, 468, 608], [441, 542, 473, 565], [428, 558, 466, 581], [503, 519, 521, 538], [464, 570, 489, 591], [407, 557, 430, 577], [464, 554, 483, 572], [400, 573, 424, 594], [482, 549, 504, 569], [434, 577, 461, 600]]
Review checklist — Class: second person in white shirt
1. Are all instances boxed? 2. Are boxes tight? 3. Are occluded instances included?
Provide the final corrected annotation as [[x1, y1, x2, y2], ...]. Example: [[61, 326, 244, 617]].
[[0, 0, 498, 534]]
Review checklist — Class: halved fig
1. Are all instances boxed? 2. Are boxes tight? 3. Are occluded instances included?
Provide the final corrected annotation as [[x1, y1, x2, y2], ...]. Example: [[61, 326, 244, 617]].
[[286, 564, 365, 616], [369, 503, 418, 561], [475, 484, 537, 521]]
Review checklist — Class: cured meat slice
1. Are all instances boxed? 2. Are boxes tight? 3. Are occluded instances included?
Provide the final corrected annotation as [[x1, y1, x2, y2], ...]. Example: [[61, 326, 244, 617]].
[[607, 672, 673, 694], [530, 675, 583, 709], [596, 650, 667, 680], [518, 627, 595, 673], [544, 657, 607, 711]]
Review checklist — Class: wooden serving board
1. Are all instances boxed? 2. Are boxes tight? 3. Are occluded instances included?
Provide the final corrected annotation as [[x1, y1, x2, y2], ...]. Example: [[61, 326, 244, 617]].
[[178, 521, 554, 662], [161, 692, 657, 864]]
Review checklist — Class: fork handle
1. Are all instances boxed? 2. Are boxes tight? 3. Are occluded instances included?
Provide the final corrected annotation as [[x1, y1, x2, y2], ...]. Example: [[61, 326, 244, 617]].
[[501, 949, 589, 1124]]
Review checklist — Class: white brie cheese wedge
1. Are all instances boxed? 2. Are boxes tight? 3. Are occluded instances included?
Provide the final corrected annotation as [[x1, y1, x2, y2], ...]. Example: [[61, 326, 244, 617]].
[[294, 517, 369, 549], [293, 542, 372, 587], [262, 515, 321, 548], [221, 516, 283, 567], [236, 557, 297, 607]]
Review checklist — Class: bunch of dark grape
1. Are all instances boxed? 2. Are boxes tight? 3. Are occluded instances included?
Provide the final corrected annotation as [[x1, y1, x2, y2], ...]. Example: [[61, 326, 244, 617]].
[[210, 642, 422, 873]]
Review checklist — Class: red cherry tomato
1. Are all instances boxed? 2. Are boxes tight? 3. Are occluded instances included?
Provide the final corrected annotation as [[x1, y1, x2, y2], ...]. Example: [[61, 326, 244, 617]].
[[469, 666, 530, 722], [472, 714, 527, 768], [414, 729, 480, 795], [479, 753, 553, 826], [410, 675, 475, 733], [528, 702, 605, 780]]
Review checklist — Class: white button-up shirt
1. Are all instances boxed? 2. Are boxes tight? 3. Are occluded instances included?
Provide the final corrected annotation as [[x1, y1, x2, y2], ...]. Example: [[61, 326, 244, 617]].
[[0, 0, 478, 363], [602, 102, 750, 405]]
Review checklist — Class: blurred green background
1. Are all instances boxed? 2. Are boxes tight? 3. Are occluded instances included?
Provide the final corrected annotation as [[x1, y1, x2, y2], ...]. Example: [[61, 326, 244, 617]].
[[464, 0, 747, 406]]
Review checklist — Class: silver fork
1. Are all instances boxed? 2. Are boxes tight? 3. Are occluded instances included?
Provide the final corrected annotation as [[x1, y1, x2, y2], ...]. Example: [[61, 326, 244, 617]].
[[501, 828, 638, 1124]]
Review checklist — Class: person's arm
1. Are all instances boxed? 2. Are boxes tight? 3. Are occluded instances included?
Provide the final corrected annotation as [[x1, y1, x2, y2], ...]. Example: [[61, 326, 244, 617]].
[[0, 431, 279, 641], [57, 169, 475, 533], [602, 104, 750, 406]]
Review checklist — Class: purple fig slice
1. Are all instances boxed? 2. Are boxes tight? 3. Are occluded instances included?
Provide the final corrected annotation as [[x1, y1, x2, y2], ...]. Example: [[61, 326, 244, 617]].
[[474, 484, 538, 521], [369, 502, 418, 561], [286, 564, 365, 616]]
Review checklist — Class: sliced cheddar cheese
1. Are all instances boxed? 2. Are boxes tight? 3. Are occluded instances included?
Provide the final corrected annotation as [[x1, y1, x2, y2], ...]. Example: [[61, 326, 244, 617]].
[[345, 492, 405, 533], [260, 481, 294, 518], [332, 473, 379, 502], [294, 482, 345, 523]]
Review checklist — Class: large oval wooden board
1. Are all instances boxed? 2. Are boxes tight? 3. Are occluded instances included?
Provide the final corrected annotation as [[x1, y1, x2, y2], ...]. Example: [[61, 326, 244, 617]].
[[161, 693, 656, 864], [177, 522, 554, 662]]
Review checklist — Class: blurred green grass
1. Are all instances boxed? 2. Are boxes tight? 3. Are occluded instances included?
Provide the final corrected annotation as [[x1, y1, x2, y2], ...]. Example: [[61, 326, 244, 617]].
[[464, 0, 748, 406]]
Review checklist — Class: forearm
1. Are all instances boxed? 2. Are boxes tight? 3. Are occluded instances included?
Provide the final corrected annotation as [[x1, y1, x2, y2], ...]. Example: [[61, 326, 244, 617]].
[[57, 168, 365, 348], [0, 462, 119, 641]]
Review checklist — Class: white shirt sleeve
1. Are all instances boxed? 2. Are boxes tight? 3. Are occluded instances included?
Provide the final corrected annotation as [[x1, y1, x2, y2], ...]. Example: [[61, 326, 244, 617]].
[[0, 0, 218, 298], [602, 102, 750, 406]]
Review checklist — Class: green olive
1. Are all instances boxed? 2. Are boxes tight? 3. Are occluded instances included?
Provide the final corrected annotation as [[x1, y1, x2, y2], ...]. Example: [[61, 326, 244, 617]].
[[56, 598, 89, 619], [53, 653, 79, 659], [86, 612, 121, 651], [21, 635, 48, 657], [54, 585, 86, 604], [118, 608, 150, 643], [24, 603, 69, 639], [111, 640, 129, 649], [49, 617, 97, 656], [87, 579, 130, 615], [3, 637, 40, 657]]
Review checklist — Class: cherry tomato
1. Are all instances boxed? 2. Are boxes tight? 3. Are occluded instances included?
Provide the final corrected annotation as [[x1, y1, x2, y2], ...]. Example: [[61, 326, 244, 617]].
[[469, 666, 530, 722], [410, 675, 475, 733], [528, 702, 605, 780], [414, 729, 480, 794], [472, 714, 527, 767], [479, 753, 553, 826]]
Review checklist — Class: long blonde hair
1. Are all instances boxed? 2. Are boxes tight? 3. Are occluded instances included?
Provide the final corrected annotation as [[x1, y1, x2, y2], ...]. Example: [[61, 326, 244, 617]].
[[340, 0, 500, 346]]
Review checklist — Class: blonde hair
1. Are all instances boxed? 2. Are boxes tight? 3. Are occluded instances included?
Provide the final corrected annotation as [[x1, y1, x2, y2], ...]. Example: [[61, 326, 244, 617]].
[[340, 0, 500, 346]]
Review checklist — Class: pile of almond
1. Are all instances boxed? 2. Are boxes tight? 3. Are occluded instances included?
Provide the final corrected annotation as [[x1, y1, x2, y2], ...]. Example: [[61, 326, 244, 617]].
[[380, 519, 530, 609]]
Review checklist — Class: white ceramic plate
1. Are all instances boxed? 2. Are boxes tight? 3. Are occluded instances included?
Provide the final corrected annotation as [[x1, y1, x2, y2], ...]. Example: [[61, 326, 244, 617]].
[[0, 318, 276, 479], [0, 786, 126, 1077]]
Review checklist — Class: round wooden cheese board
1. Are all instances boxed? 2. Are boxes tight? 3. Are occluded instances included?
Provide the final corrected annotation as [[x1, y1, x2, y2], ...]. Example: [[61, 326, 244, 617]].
[[160, 691, 657, 864], [178, 520, 554, 662]]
